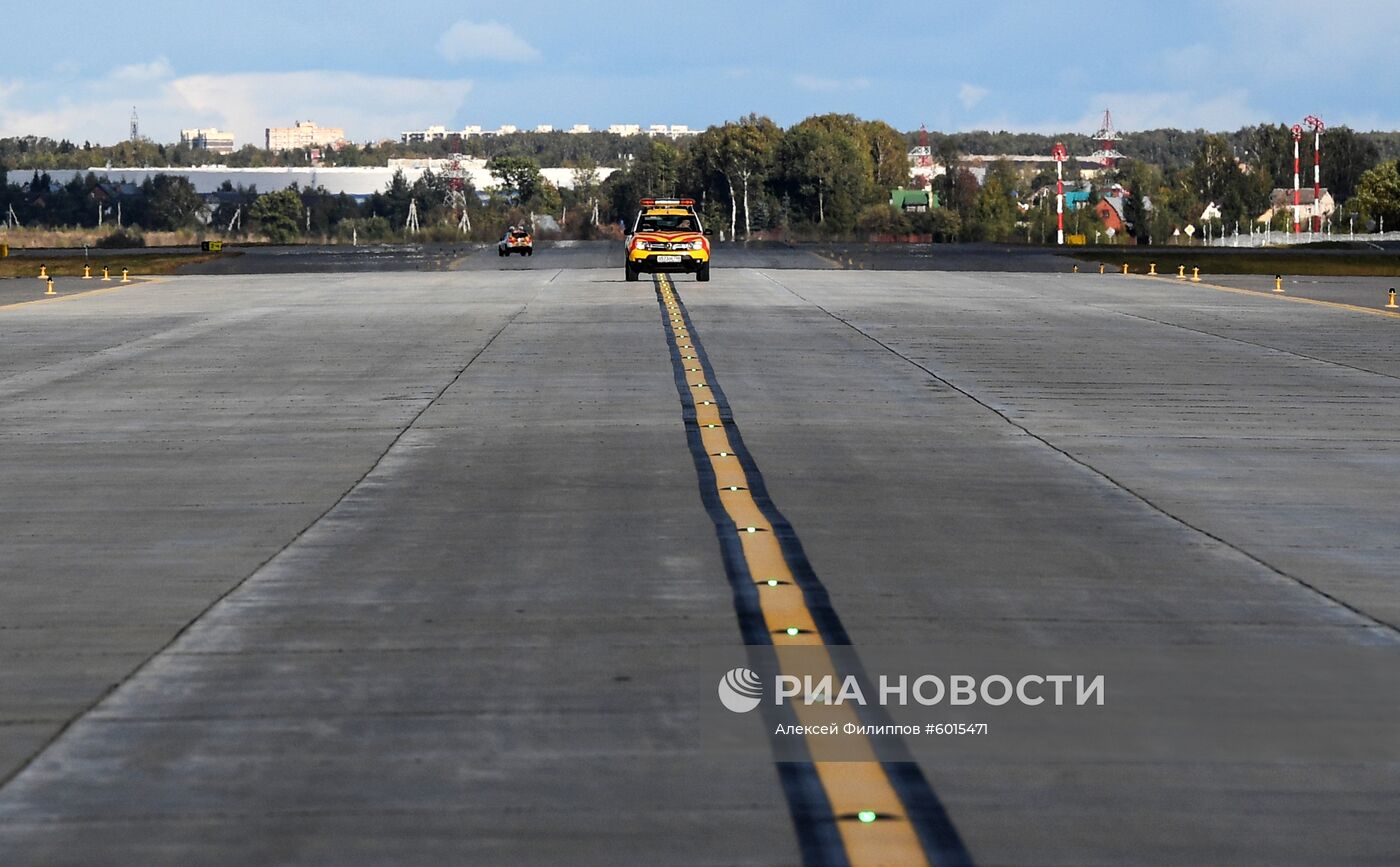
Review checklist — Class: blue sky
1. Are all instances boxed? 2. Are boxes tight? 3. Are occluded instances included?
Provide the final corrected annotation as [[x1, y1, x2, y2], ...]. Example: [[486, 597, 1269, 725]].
[[3, 1, 1398, 146]]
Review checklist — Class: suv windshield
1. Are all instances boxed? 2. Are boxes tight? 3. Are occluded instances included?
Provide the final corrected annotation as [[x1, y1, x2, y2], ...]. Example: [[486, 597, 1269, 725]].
[[635, 214, 699, 233]]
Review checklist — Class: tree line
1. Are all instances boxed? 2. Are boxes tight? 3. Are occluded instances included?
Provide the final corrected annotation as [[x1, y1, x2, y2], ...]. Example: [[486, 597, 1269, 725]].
[[8, 114, 1400, 244]]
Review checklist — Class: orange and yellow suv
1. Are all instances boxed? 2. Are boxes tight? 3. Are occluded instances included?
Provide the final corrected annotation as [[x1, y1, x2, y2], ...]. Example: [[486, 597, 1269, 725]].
[[624, 198, 711, 282]]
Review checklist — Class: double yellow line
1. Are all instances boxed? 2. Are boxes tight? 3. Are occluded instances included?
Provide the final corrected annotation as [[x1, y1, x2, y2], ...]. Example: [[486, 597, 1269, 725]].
[[656, 275, 958, 866]]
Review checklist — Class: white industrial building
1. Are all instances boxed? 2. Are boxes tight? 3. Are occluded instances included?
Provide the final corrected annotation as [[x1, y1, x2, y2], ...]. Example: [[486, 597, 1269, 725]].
[[37, 159, 619, 200]]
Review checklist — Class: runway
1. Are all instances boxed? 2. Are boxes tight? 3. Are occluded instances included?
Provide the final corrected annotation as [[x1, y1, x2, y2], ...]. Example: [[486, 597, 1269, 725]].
[[1, 251, 1398, 864]]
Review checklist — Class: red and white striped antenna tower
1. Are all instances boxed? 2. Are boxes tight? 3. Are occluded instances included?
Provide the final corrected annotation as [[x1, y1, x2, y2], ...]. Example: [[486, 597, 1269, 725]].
[[1291, 124, 1304, 235], [443, 154, 472, 233], [1052, 142, 1068, 246], [1089, 109, 1124, 168], [909, 124, 934, 190], [1304, 115, 1325, 233]]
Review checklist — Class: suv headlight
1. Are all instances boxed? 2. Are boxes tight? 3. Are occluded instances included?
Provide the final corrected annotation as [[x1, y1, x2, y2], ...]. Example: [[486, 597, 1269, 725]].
[[633, 241, 651, 251], [688, 240, 704, 250]]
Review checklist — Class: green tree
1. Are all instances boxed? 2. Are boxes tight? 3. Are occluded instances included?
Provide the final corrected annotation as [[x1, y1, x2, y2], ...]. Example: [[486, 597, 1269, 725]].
[[142, 174, 203, 230], [1350, 160, 1400, 228], [781, 114, 872, 230], [1120, 160, 1164, 242], [249, 188, 304, 243], [862, 120, 910, 193], [855, 203, 912, 236], [692, 115, 783, 239], [487, 155, 543, 204], [1186, 135, 1267, 229], [968, 173, 1016, 241]]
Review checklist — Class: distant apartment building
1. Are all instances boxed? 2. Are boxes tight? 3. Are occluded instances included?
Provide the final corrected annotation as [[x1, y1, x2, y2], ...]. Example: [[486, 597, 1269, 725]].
[[180, 127, 236, 154], [402, 125, 451, 144], [399, 125, 491, 143], [646, 124, 697, 138], [266, 121, 347, 152], [396, 122, 696, 142]]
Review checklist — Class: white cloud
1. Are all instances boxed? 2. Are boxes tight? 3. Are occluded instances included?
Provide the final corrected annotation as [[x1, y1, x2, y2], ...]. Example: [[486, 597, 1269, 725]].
[[110, 58, 174, 83], [437, 19, 540, 63], [0, 62, 473, 145], [958, 83, 988, 110], [167, 71, 474, 142], [791, 74, 871, 93]]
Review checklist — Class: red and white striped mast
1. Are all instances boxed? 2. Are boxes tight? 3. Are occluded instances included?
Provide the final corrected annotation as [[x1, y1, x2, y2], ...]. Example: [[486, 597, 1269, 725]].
[[1304, 115, 1325, 233], [1291, 124, 1303, 235], [1052, 142, 1068, 245]]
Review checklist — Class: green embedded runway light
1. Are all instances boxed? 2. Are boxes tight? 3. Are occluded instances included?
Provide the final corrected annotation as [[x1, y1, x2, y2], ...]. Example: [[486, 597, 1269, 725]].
[[715, 451, 732, 457], [785, 627, 801, 636], [744, 527, 758, 533], [724, 486, 744, 491], [766, 580, 780, 586], [857, 811, 878, 824]]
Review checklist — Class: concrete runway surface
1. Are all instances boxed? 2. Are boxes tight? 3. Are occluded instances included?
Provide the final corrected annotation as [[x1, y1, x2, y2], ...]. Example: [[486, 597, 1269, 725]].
[[2, 247, 1399, 865]]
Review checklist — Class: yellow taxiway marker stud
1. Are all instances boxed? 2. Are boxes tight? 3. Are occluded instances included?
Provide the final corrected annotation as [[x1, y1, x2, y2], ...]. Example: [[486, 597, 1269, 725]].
[[44, 278, 56, 296], [101, 267, 111, 281], [82, 264, 92, 279], [1148, 262, 1157, 276], [661, 275, 930, 867], [1121, 263, 1130, 275], [1274, 275, 1285, 293], [699, 425, 735, 455], [818, 762, 928, 867], [38, 264, 48, 279], [1191, 267, 1201, 283], [1177, 265, 1186, 279], [710, 463, 750, 490], [777, 655, 930, 864], [1098, 263, 1106, 275], [121, 268, 131, 283], [1072, 264, 1079, 273], [719, 493, 771, 531], [1388, 289, 1398, 309]]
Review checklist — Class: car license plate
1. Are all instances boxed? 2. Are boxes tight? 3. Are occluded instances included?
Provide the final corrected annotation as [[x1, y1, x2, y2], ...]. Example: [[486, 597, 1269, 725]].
[[656, 255, 682, 263]]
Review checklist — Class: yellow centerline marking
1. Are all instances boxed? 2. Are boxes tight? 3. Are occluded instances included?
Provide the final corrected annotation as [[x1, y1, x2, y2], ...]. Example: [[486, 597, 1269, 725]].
[[0, 279, 152, 311], [656, 275, 932, 867], [1125, 272, 1400, 320]]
